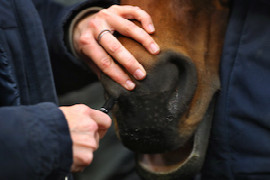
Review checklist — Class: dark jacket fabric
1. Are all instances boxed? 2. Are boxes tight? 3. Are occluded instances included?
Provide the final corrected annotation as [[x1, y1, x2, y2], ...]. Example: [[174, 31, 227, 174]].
[[202, 0, 270, 179], [0, 0, 117, 179]]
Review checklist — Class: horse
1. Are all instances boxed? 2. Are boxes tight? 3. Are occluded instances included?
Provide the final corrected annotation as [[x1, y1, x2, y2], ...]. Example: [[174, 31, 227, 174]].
[[100, 0, 231, 179]]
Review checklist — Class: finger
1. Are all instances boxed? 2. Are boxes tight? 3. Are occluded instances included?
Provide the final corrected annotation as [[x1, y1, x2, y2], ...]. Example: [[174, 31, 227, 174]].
[[71, 133, 99, 150], [99, 32, 147, 80], [90, 109, 112, 130], [78, 33, 136, 90], [89, 110, 112, 138], [106, 13, 160, 55], [110, 5, 155, 34], [72, 146, 94, 166]]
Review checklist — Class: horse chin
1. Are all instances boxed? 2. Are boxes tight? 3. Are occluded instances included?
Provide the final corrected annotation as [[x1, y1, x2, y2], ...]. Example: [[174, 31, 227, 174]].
[[134, 99, 215, 180], [137, 138, 193, 173]]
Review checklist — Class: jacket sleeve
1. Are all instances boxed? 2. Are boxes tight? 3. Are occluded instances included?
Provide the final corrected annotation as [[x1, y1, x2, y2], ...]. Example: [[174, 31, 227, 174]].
[[0, 102, 72, 179], [32, 0, 119, 95]]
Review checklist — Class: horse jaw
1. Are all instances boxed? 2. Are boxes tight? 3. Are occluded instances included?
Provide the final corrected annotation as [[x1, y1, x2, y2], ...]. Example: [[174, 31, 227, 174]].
[[135, 99, 215, 180]]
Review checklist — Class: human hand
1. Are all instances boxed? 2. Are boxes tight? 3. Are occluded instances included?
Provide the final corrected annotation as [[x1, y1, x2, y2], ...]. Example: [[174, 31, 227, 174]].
[[73, 5, 160, 90], [59, 104, 111, 172]]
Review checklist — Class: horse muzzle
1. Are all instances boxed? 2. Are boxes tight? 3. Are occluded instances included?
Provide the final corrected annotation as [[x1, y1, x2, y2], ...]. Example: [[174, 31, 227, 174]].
[[101, 51, 197, 153]]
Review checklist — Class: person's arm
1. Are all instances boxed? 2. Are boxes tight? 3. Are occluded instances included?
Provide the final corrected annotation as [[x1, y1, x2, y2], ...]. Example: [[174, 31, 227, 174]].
[[33, 0, 160, 92], [0, 102, 72, 179], [0, 102, 111, 179], [71, 5, 160, 90]]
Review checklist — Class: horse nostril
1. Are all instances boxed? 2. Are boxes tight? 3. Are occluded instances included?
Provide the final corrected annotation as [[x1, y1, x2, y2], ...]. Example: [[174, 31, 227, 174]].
[[112, 51, 198, 153], [165, 51, 198, 114]]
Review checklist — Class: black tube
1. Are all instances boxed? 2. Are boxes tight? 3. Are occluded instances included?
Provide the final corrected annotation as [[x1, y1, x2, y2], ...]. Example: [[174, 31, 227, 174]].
[[99, 97, 117, 114]]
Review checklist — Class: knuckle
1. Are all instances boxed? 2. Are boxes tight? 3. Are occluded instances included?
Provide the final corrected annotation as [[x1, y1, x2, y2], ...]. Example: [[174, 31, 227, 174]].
[[110, 5, 119, 10], [107, 42, 123, 55], [125, 5, 140, 11], [92, 141, 99, 151], [78, 34, 91, 45], [123, 21, 136, 35], [87, 121, 99, 132], [138, 27, 147, 35], [143, 38, 154, 47], [88, 19, 100, 29], [134, 6, 141, 11], [122, 57, 136, 69], [145, 39, 155, 48], [107, 71, 127, 85], [137, 29, 153, 45], [82, 153, 93, 166], [76, 104, 91, 114], [99, 55, 113, 69], [98, 9, 111, 18], [141, 10, 151, 19], [139, 9, 148, 15]]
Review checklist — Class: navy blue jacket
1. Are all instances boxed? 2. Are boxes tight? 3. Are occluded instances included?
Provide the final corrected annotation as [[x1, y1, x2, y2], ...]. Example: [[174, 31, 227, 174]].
[[0, 0, 117, 179], [202, 0, 270, 179]]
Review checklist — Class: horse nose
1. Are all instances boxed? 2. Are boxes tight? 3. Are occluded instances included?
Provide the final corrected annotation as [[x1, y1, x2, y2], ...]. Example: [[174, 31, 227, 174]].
[[102, 51, 197, 153]]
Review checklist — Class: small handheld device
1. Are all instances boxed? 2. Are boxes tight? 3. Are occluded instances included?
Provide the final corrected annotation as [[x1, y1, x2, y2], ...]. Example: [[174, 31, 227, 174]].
[[99, 97, 117, 114]]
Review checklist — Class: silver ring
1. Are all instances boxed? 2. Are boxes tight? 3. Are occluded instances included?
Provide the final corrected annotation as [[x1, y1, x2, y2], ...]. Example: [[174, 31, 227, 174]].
[[97, 29, 112, 44]]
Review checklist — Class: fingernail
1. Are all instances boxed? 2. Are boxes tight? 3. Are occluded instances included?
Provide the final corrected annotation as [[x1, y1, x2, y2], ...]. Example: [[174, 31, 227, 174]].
[[125, 80, 136, 90], [148, 24, 155, 32], [133, 69, 146, 80], [150, 43, 160, 54]]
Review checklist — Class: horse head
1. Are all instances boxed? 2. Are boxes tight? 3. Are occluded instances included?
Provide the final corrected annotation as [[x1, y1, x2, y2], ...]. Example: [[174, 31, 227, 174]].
[[100, 0, 230, 179]]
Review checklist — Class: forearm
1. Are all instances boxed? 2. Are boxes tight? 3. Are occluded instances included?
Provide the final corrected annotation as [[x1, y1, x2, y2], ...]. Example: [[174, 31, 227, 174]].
[[0, 102, 72, 179]]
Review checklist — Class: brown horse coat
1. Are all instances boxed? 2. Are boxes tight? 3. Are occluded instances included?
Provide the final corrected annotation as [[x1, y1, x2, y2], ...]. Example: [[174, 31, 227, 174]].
[[100, 0, 230, 179]]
